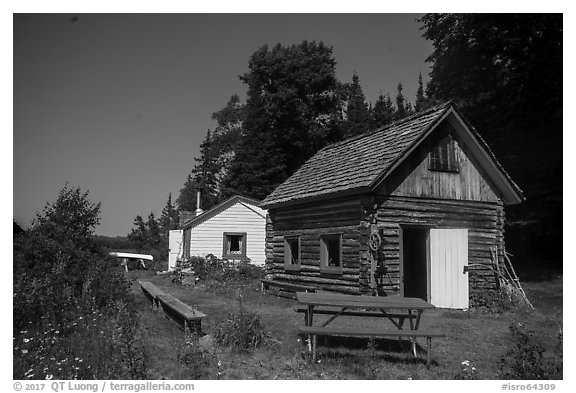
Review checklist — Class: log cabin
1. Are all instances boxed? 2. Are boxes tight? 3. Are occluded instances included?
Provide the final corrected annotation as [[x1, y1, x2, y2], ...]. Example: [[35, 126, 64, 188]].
[[260, 102, 524, 309]]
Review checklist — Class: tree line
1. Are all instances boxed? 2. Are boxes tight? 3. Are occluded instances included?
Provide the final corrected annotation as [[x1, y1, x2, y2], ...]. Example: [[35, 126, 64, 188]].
[[128, 14, 562, 272]]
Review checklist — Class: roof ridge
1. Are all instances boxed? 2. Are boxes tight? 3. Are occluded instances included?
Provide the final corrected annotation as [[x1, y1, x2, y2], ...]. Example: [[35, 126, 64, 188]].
[[318, 101, 452, 152]]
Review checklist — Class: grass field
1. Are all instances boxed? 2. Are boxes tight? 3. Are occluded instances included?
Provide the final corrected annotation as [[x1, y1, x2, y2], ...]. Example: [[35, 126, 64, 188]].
[[126, 269, 563, 380]]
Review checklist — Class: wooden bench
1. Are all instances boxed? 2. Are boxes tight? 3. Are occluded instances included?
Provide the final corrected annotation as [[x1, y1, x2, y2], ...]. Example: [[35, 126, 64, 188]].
[[298, 325, 445, 368], [294, 305, 415, 326], [157, 294, 206, 334], [139, 281, 168, 311], [261, 279, 316, 298]]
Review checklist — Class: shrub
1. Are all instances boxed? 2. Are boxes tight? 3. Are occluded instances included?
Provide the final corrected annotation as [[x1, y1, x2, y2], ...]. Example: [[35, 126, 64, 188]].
[[178, 335, 218, 379], [499, 322, 562, 379], [213, 299, 272, 353], [469, 288, 517, 314], [13, 185, 146, 379]]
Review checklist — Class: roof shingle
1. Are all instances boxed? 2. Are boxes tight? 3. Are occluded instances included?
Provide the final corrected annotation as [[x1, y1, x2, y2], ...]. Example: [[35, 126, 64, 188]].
[[261, 102, 452, 208]]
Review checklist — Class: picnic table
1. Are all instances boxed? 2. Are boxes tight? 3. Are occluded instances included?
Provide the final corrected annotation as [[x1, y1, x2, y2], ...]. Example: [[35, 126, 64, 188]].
[[295, 292, 443, 367]]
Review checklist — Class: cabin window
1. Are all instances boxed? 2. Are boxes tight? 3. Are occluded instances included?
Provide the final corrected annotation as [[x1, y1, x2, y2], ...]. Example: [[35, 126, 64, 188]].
[[429, 136, 459, 172], [284, 236, 301, 270], [222, 232, 247, 259], [320, 234, 343, 271]]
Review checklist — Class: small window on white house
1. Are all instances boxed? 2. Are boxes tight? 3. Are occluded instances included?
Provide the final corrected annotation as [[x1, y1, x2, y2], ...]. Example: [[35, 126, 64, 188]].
[[284, 236, 301, 270], [223, 232, 247, 259], [320, 234, 342, 271], [429, 136, 459, 172]]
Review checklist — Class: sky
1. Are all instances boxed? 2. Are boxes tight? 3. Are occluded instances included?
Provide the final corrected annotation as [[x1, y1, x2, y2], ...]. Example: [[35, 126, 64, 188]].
[[13, 13, 434, 237]]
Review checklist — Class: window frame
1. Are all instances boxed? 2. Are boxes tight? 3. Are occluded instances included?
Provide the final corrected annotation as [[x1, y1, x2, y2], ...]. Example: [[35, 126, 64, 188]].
[[428, 135, 459, 173], [320, 233, 343, 273], [222, 232, 247, 259], [284, 236, 301, 271]]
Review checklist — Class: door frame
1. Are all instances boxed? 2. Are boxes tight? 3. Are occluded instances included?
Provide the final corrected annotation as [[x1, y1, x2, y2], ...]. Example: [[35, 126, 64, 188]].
[[398, 223, 434, 300]]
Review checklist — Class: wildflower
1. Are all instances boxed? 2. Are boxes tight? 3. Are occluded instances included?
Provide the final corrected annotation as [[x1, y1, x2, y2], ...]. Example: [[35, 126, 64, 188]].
[[45, 374, 53, 380], [461, 360, 470, 366], [23, 338, 30, 343], [20, 330, 27, 334], [22, 349, 28, 354], [217, 361, 222, 367]]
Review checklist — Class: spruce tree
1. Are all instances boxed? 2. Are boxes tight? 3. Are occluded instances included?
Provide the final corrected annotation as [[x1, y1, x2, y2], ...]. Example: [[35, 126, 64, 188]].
[[127, 215, 148, 249], [344, 72, 370, 136], [159, 193, 178, 237], [414, 73, 428, 112], [222, 40, 343, 200], [176, 174, 199, 212], [191, 130, 220, 210], [372, 93, 395, 129], [146, 213, 161, 249], [395, 83, 407, 120]]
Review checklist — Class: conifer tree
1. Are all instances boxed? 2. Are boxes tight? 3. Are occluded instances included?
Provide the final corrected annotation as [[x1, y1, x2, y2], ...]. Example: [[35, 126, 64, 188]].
[[414, 73, 429, 112], [191, 130, 220, 210], [176, 174, 199, 212], [222, 40, 343, 200], [344, 72, 370, 136], [372, 93, 395, 129], [127, 215, 147, 248], [159, 193, 178, 238], [395, 83, 407, 120]]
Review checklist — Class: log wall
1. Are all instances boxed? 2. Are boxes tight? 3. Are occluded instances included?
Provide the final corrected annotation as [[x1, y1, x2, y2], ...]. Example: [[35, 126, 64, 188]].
[[266, 197, 505, 299], [265, 196, 364, 294], [372, 195, 504, 296]]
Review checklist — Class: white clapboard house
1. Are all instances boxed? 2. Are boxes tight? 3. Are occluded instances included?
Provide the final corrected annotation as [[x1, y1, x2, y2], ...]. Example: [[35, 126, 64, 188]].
[[168, 195, 267, 269]]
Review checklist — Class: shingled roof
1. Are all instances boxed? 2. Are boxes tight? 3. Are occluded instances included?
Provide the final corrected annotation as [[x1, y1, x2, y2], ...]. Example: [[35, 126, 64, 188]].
[[261, 102, 524, 208]]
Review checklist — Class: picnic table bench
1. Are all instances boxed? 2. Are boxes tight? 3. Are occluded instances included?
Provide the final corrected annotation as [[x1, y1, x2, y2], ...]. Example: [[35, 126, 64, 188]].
[[139, 281, 205, 334], [157, 294, 206, 334], [140, 281, 168, 311], [298, 325, 444, 367], [296, 292, 444, 368], [261, 279, 316, 298]]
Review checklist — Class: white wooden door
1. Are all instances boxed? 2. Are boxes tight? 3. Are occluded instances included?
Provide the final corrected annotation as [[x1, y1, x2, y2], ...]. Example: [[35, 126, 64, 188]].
[[168, 229, 183, 270], [430, 228, 469, 309]]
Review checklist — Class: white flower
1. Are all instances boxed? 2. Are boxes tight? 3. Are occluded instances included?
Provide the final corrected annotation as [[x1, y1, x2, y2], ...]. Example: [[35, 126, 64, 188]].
[[45, 374, 53, 380], [461, 360, 470, 366], [23, 338, 30, 343], [22, 349, 28, 354]]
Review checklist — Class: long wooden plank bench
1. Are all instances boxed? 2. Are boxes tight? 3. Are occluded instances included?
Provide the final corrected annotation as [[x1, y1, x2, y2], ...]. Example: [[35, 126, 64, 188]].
[[139, 281, 168, 311], [298, 325, 445, 368], [294, 305, 415, 326], [157, 294, 206, 334], [261, 279, 316, 298]]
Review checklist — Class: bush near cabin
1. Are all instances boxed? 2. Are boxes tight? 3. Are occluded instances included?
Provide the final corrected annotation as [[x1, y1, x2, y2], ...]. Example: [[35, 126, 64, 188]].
[[13, 186, 146, 379]]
